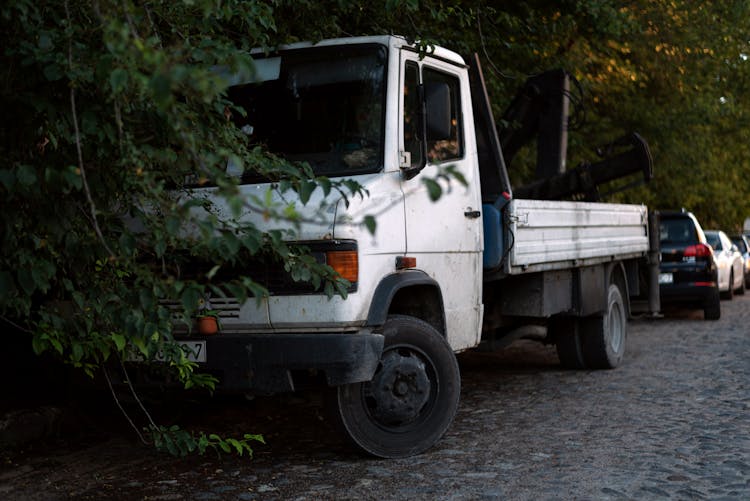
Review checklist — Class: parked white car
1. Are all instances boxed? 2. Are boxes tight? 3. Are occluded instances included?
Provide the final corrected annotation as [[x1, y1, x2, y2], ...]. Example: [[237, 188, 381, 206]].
[[704, 230, 745, 299], [730, 234, 750, 289]]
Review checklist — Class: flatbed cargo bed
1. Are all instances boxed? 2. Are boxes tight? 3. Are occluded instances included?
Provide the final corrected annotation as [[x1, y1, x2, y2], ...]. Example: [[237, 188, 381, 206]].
[[505, 199, 649, 275]]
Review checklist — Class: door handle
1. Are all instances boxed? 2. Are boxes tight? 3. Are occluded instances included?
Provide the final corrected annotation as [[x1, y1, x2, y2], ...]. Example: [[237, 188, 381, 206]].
[[464, 210, 481, 219]]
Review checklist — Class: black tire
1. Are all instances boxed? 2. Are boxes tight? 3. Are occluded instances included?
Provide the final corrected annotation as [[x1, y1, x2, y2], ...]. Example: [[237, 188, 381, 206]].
[[550, 317, 587, 370], [330, 315, 460, 458], [704, 289, 721, 320], [721, 271, 734, 300], [581, 282, 627, 369]]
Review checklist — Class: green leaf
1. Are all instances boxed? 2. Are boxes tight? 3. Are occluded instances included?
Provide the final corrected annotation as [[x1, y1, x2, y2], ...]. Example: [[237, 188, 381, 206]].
[[423, 178, 442, 202], [226, 438, 243, 454], [72, 342, 84, 362], [119, 232, 136, 255], [50, 338, 63, 355], [0, 271, 15, 301], [163, 433, 179, 456], [43, 63, 63, 81], [31, 337, 46, 355], [299, 180, 315, 205], [38, 32, 53, 51], [109, 68, 129, 94], [62, 166, 83, 190], [317, 176, 332, 196], [165, 215, 181, 236], [363, 215, 377, 235], [446, 166, 468, 186], [132, 336, 148, 357], [242, 230, 261, 253], [149, 73, 173, 107], [0, 170, 16, 190], [334, 280, 349, 299], [16, 165, 37, 186], [244, 433, 265, 444], [154, 238, 167, 257], [17, 269, 35, 295], [111, 333, 126, 351], [72, 291, 85, 310], [181, 287, 203, 313]]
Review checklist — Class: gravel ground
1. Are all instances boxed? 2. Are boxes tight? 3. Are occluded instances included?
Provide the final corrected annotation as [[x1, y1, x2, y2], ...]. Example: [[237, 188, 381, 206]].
[[1, 295, 748, 500]]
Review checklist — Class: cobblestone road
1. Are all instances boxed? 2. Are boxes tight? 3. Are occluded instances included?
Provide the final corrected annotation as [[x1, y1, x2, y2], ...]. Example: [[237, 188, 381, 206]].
[[2, 295, 749, 500]]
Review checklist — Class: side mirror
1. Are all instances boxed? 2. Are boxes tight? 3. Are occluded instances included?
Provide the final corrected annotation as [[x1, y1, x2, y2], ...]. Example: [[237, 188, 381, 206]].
[[424, 82, 452, 141]]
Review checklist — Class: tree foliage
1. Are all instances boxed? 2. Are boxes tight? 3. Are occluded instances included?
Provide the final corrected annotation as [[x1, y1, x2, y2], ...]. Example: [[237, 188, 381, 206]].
[[0, 0, 360, 388]]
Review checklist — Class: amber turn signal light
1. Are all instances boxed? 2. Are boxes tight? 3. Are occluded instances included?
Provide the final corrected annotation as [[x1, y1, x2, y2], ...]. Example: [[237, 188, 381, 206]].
[[396, 256, 417, 269], [327, 250, 358, 282]]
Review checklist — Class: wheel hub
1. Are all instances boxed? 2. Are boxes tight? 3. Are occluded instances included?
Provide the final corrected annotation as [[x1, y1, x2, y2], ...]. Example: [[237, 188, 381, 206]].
[[368, 349, 431, 424]]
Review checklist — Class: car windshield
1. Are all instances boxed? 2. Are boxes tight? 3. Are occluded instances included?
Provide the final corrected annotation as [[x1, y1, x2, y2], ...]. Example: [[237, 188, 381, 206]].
[[704, 232, 720, 250], [227, 44, 387, 180], [660, 218, 698, 244], [731, 237, 747, 253]]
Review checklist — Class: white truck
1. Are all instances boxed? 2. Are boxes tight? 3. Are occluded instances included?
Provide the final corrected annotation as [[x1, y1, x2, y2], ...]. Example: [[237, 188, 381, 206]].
[[162, 36, 659, 457]]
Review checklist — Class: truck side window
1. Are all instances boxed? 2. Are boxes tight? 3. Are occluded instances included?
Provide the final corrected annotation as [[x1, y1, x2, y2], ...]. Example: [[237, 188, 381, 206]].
[[423, 68, 463, 162], [403, 61, 422, 168]]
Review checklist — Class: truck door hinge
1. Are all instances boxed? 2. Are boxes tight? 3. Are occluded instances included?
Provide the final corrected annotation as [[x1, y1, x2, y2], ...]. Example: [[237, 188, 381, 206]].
[[399, 151, 412, 168]]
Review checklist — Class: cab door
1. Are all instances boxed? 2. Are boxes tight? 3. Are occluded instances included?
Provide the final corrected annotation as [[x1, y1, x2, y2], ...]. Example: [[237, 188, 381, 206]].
[[399, 50, 484, 351]]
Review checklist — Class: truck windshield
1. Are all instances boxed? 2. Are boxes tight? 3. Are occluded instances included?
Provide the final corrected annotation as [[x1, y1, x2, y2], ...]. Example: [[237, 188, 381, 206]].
[[228, 44, 387, 180]]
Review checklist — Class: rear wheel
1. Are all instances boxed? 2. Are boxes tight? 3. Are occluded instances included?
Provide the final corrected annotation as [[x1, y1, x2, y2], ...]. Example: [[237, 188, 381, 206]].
[[704, 289, 721, 320], [581, 282, 627, 369], [735, 271, 745, 295], [330, 315, 460, 458], [550, 317, 587, 369], [721, 271, 734, 300]]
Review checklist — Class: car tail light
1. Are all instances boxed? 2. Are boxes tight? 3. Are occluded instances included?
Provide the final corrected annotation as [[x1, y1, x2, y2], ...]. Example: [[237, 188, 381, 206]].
[[684, 243, 713, 258]]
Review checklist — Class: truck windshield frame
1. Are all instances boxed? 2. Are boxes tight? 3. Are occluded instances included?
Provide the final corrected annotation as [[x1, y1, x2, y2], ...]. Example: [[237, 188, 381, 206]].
[[228, 44, 388, 181]]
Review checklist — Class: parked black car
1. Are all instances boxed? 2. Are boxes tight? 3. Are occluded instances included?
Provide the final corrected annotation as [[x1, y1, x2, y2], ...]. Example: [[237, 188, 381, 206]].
[[658, 210, 721, 320]]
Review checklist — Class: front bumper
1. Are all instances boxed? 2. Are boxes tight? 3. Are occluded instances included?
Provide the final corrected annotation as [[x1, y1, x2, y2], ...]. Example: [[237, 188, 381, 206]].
[[126, 331, 384, 394]]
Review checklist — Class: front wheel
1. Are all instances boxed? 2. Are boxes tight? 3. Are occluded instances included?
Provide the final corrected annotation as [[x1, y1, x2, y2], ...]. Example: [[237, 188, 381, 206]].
[[581, 282, 627, 369], [330, 315, 460, 458]]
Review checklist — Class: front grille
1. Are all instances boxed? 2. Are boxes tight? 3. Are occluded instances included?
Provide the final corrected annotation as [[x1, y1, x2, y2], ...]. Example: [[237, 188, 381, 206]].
[[161, 297, 242, 319]]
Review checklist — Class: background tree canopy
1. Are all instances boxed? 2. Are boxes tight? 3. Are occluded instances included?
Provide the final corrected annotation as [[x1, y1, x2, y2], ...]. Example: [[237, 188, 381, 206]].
[[1, 0, 749, 389]]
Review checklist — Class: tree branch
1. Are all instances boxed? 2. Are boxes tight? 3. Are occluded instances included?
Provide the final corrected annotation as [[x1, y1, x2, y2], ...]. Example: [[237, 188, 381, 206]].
[[64, 0, 115, 258], [103, 366, 151, 445]]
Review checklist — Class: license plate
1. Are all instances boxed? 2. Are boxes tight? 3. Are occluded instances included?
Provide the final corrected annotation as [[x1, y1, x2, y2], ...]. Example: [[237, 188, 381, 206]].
[[659, 273, 673, 284], [126, 341, 207, 363], [160, 341, 206, 363]]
